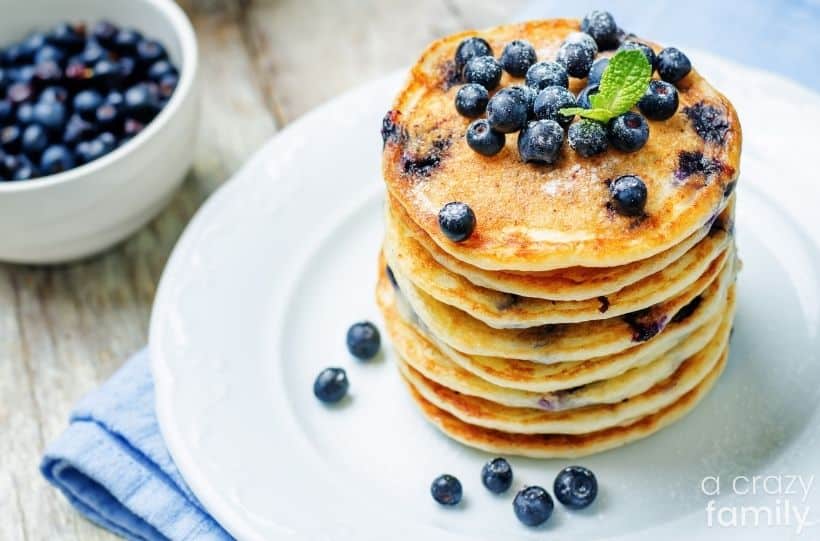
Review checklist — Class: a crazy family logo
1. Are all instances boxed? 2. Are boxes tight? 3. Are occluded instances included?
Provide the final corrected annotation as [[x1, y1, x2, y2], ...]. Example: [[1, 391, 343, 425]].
[[701, 474, 815, 535]]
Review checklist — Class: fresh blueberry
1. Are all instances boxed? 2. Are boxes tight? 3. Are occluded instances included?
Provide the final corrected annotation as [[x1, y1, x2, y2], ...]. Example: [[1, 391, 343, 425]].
[[576, 84, 599, 109], [1, 126, 22, 153], [500, 39, 537, 77], [0, 99, 12, 124], [481, 457, 513, 494], [466, 119, 505, 156], [62, 114, 96, 145], [565, 31, 598, 52], [518, 119, 564, 164], [556, 40, 596, 78], [9, 66, 35, 84], [40, 144, 75, 175], [12, 159, 39, 180], [533, 86, 576, 127], [98, 131, 116, 150], [431, 474, 462, 506], [454, 37, 492, 73], [91, 21, 119, 48], [2, 44, 27, 66], [80, 41, 109, 66], [508, 85, 537, 118], [638, 80, 679, 120], [136, 39, 167, 67], [22, 124, 49, 157], [580, 10, 619, 50], [32, 101, 67, 133], [95, 103, 121, 131], [33, 61, 64, 86], [7, 82, 33, 105], [313, 367, 349, 404], [40, 86, 69, 103], [525, 61, 568, 90], [463, 56, 502, 90], [608, 111, 649, 152], [21, 32, 47, 58], [554, 466, 598, 509], [119, 57, 138, 83], [75, 135, 114, 164], [93, 59, 123, 89], [346, 321, 381, 360], [587, 58, 609, 85], [568, 119, 607, 157], [124, 83, 160, 121], [113, 28, 143, 54], [618, 41, 656, 71], [47, 22, 85, 52], [513, 486, 554, 527], [487, 87, 528, 133], [438, 202, 476, 242], [455, 83, 489, 118], [656, 47, 691, 83], [73, 90, 104, 121], [158, 73, 178, 99], [610, 174, 648, 216], [147, 60, 177, 82], [34, 45, 66, 66], [16, 103, 34, 125]]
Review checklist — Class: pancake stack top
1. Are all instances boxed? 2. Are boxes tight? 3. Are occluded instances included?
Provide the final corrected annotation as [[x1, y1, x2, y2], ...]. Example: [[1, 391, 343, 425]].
[[377, 16, 741, 458]]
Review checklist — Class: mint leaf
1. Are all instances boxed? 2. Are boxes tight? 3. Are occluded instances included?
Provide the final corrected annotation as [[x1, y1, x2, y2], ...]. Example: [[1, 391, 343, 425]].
[[559, 107, 613, 122]]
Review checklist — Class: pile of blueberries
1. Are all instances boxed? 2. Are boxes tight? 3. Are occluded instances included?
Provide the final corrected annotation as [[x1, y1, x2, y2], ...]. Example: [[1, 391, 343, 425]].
[[453, 10, 689, 164], [0, 21, 178, 181], [433, 459, 597, 527]]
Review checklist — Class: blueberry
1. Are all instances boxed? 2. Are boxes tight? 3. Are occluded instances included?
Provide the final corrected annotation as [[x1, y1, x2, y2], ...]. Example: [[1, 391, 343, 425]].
[[346, 321, 381, 360], [124, 83, 160, 121], [40, 86, 69, 103], [438, 202, 476, 242], [618, 41, 656, 71], [22, 124, 49, 157], [525, 61, 568, 90], [431, 474, 462, 506], [32, 101, 67, 133], [487, 87, 528, 133], [9, 66, 35, 84], [147, 60, 177, 82], [136, 39, 167, 67], [113, 28, 143, 54], [656, 47, 691, 83], [48, 22, 85, 52], [40, 144, 75, 175], [518, 119, 564, 164], [454, 37, 492, 73], [508, 85, 536, 118], [564, 31, 598, 53], [62, 114, 96, 145], [34, 45, 66, 66], [7, 82, 33, 105], [73, 90, 104, 121], [568, 119, 607, 157], [533, 86, 576, 127], [454, 83, 489, 118], [158, 74, 178, 99], [554, 466, 598, 509], [81, 41, 108, 66], [608, 111, 649, 152], [0, 99, 12, 124], [12, 159, 39, 180], [95, 103, 121, 131], [513, 486, 554, 527], [91, 21, 119, 48], [2, 44, 27, 66], [21, 32, 47, 58], [75, 136, 114, 164], [93, 60, 123, 89], [466, 119, 505, 156], [119, 57, 138, 83], [65, 62, 93, 86], [587, 58, 609, 85], [1, 126, 22, 152], [581, 10, 619, 50], [610, 174, 648, 216], [123, 118, 145, 137], [481, 457, 513, 494], [556, 40, 596, 78], [500, 40, 537, 77], [313, 367, 349, 403], [576, 84, 599, 109], [463, 56, 502, 90], [16, 103, 34, 125], [638, 80, 679, 120]]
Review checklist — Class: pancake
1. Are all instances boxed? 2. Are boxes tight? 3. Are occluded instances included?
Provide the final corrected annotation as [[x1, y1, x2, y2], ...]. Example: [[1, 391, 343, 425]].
[[401, 345, 727, 458], [382, 19, 741, 271], [385, 200, 732, 328], [390, 246, 735, 363], [389, 194, 734, 301]]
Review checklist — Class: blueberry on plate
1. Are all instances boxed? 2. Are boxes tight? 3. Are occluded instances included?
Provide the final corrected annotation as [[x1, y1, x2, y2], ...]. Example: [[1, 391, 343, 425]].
[[587, 58, 609, 86], [454, 83, 489, 118], [656, 47, 691, 83], [431, 474, 462, 506], [610, 174, 648, 216], [564, 31, 598, 53], [554, 466, 598, 509], [22, 124, 49, 158], [533, 86, 576, 127], [454, 36, 492, 73], [487, 87, 529, 133], [40, 144, 75, 175], [638, 80, 679, 120], [481, 457, 513, 494], [507, 85, 536, 118], [438, 201, 476, 242], [576, 84, 599, 109], [608, 112, 649, 152], [556, 41, 595, 78], [568, 119, 607, 157], [313, 367, 349, 403], [525, 61, 568, 90], [73, 89, 104, 121], [500, 39, 537, 77], [618, 41, 656, 71], [346, 321, 381, 360], [581, 10, 619, 50], [518, 119, 564, 164], [513, 486, 554, 526], [463, 55, 502, 90], [466, 119, 505, 156]]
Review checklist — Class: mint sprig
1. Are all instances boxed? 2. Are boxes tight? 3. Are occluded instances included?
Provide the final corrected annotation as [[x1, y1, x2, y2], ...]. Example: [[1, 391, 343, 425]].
[[560, 49, 652, 123]]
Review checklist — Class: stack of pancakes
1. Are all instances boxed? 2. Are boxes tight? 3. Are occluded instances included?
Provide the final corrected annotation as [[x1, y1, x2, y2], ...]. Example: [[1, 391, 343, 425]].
[[377, 20, 741, 458]]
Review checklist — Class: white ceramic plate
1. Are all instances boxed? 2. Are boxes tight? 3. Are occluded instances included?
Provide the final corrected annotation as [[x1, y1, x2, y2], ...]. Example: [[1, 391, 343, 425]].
[[150, 52, 820, 541]]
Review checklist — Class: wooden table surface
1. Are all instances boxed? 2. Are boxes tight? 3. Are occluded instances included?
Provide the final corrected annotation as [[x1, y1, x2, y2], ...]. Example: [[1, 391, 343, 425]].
[[0, 0, 524, 539]]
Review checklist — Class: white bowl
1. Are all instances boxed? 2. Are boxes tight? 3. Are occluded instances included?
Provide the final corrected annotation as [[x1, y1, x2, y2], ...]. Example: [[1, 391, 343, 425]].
[[0, 0, 199, 263]]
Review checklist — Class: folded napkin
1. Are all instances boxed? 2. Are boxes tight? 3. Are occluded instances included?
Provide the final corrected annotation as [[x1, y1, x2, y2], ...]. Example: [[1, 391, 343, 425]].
[[40, 349, 232, 541]]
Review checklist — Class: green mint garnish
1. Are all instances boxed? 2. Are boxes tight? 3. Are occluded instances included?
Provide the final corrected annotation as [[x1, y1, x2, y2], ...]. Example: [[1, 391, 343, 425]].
[[560, 49, 652, 123]]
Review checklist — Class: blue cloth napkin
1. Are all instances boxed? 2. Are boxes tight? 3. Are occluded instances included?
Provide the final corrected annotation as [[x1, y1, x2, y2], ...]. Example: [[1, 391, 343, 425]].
[[40, 349, 232, 541]]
